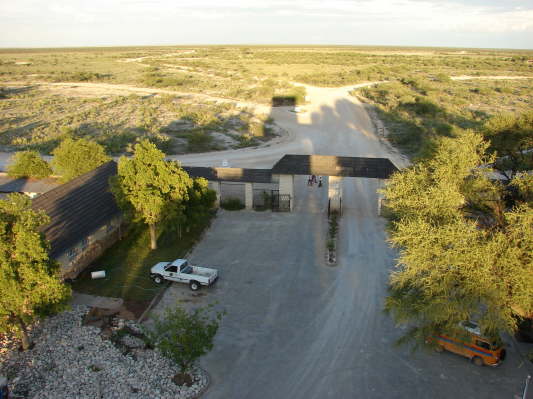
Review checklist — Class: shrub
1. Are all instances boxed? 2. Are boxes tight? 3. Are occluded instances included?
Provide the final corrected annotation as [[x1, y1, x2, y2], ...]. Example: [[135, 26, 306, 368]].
[[249, 122, 265, 137], [403, 97, 441, 117], [7, 150, 52, 179], [51, 138, 110, 182], [434, 73, 451, 83], [187, 131, 215, 152], [220, 198, 245, 211], [145, 305, 224, 378]]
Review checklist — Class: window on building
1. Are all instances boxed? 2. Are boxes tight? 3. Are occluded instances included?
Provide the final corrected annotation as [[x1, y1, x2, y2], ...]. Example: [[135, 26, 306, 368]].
[[67, 248, 78, 259]]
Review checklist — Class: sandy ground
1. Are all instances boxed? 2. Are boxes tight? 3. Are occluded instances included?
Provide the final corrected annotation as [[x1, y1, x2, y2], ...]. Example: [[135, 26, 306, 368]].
[[1, 81, 271, 113], [451, 75, 533, 81], [0, 81, 401, 171]]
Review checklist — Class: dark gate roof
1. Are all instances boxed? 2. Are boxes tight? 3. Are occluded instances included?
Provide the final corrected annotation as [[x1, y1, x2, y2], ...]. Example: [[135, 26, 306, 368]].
[[271, 154, 398, 179], [32, 161, 120, 258], [182, 166, 272, 184]]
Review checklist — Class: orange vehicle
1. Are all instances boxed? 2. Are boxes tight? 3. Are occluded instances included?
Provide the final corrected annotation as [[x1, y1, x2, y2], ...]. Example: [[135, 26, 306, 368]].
[[430, 322, 506, 367]]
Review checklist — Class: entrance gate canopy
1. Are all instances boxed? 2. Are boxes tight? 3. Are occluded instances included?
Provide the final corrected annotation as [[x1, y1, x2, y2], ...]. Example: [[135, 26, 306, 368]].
[[271, 154, 398, 179]]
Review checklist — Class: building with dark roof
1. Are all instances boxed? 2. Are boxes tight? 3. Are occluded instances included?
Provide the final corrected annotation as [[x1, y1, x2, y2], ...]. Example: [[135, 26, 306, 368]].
[[0, 174, 60, 198], [32, 161, 122, 279]]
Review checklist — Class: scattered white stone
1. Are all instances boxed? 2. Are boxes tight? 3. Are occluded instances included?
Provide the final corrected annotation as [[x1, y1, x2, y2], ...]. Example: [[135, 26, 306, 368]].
[[0, 306, 209, 399]]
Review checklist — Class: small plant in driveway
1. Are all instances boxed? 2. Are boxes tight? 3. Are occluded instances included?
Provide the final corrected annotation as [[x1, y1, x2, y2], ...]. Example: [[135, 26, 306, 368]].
[[146, 304, 225, 386], [326, 210, 339, 264]]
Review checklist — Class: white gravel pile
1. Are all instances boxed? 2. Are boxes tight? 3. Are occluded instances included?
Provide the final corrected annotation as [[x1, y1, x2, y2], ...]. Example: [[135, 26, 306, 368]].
[[0, 306, 208, 399]]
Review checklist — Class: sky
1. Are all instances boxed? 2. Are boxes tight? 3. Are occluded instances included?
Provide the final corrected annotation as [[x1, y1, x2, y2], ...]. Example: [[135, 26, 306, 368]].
[[1, 0, 532, 49]]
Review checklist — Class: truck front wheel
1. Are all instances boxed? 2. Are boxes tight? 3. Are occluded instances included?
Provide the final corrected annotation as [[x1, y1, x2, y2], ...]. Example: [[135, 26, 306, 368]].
[[472, 356, 484, 367], [152, 274, 163, 284], [189, 281, 200, 291]]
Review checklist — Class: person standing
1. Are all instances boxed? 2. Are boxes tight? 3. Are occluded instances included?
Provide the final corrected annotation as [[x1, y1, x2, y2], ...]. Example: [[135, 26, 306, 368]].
[[311, 175, 317, 185], [318, 176, 323, 187]]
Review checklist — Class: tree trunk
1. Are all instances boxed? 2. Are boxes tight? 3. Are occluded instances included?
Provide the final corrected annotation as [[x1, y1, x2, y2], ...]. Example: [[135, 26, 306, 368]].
[[149, 223, 157, 250], [16, 315, 31, 351]]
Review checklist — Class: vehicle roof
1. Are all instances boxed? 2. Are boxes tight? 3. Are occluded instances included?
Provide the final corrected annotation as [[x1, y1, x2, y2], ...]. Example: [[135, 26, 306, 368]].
[[170, 259, 187, 267], [461, 321, 483, 337]]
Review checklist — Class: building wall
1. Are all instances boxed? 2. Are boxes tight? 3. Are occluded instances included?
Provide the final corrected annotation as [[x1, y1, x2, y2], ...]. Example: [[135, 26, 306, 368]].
[[56, 215, 122, 279], [219, 181, 246, 204]]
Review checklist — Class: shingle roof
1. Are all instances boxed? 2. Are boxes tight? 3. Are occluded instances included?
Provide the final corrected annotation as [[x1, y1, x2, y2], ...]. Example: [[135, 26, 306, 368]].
[[182, 166, 272, 184], [32, 161, 120, 258], [271, 154, 398, 179], [0, 175, 60, 194]]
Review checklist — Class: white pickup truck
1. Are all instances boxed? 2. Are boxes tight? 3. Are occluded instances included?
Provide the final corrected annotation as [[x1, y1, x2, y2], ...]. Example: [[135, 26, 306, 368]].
[[150, 259, 218, 291]]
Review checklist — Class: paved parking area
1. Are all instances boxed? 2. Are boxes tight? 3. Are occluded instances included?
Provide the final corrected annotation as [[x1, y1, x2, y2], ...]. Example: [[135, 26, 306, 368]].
[[152, 176, 533, 399]]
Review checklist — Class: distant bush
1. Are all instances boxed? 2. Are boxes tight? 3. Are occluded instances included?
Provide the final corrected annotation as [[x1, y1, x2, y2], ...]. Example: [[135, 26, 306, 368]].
[[49, 71, 111, 82], [403, 97, 441, 117], [7, 150, 52, 179], [220, 198, 245, 211], [52, 138, 110, 182], [434, 73, 451, 83], [187, 131, 215, 153], [469, 87, 492, 96], [248, 122, 265, 137]]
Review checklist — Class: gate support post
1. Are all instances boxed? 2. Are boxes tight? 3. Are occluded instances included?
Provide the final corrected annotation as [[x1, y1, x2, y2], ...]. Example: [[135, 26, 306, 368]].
[[244, 182, 253, 210], [278, 174, 294, 211], [209, 181, 221, 208], [328, 176, 342, 213]]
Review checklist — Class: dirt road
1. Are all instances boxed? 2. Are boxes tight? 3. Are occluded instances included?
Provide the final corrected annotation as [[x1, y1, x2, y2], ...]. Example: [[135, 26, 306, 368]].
[[170, 83, 407, 169]]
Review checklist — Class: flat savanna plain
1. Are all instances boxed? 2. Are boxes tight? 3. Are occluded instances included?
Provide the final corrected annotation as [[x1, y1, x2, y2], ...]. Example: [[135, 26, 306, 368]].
[[0, 45, 531, 157]]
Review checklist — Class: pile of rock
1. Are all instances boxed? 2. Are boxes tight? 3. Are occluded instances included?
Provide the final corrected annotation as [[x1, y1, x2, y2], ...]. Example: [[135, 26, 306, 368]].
[[0, 306, 209, 399]]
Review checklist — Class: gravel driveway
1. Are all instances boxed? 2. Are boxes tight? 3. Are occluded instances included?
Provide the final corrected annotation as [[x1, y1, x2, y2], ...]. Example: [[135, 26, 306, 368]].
[[152, 84, 531, 398], [154, 174, 531, 399]]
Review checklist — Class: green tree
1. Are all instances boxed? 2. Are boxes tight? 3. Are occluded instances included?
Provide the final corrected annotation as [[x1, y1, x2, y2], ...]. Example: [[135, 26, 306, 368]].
[[483, 111, 533, 181], [111, 139, 192, 249], [183, 178, 216, 228], [0, 194, 71, 350], [383, 131, 533, 347], [7, 151, 52, 179], [146, 304, 224, 379], [51, 138, 110, 182]]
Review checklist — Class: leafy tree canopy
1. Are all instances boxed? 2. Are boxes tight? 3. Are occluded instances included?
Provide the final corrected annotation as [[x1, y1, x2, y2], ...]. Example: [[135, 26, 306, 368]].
[[145, 304, 224, 375], [383, 131, 533, 347], [383, 131, 492, 224], [7, 150, 52, 179], [111, 139, 192, 249], [0, 194, 71, 350], [483, 111, 533, 180], [51, 138, 110, 182]]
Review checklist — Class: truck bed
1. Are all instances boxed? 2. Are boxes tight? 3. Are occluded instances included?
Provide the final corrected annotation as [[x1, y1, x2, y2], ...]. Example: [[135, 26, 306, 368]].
[[191, 266, 216, 278]]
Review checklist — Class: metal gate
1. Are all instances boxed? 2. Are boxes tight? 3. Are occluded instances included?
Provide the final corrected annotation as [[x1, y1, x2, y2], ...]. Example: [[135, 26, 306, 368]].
[[271, 190, 291, 212], [253, 189, 270, 209]]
